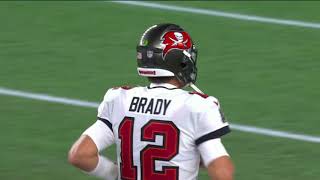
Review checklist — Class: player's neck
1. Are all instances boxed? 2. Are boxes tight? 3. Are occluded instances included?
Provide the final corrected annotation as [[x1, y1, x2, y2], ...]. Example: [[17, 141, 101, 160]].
[[148, 77, 185, 88], [166, 78, 184, 88]]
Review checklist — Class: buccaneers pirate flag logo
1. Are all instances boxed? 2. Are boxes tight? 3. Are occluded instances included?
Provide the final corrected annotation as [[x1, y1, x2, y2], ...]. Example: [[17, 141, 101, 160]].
[[161, 31, 192, 58]]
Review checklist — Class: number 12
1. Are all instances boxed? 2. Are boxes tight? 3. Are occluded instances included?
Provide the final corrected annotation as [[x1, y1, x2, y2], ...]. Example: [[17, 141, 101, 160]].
[[118, 117, 180, 180]]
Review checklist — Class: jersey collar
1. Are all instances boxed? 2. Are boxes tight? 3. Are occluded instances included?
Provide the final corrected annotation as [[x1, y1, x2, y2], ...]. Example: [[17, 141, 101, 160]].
[[148, 83, 179, 90]]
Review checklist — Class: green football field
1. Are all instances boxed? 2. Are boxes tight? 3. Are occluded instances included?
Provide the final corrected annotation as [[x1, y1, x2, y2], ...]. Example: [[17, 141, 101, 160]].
[[1, 1, 320, 180]]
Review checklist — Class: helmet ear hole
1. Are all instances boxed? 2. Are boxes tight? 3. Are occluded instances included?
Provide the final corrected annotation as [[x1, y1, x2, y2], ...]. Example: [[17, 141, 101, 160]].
[[180, 62, 187, 69]]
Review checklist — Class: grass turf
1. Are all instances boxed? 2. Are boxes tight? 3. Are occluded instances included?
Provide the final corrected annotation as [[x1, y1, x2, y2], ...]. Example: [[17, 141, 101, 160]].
[[0, 2, 319, 179]]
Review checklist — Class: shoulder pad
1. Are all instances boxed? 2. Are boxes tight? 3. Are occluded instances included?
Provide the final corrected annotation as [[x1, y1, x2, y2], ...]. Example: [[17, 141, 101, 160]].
[[190, 92, 220, 107], [103, 87, 121, 102], [207, 96, 220, 107]]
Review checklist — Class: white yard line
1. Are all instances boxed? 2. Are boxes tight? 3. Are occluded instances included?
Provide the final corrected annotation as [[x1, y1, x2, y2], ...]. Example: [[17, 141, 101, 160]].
[[0, 87, 99, 108], [112, 1, 320, 29], [1, 86, 320, 143], [230, 124, 320, 143]]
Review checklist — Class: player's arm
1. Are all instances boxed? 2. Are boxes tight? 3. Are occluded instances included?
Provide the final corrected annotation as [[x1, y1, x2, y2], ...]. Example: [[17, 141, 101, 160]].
[[68, 135, 99, 171], [68, 88, 119, 179], [207, 155, 234, 180], [198, 138, 234, 180], [68, 120, 118, 180]]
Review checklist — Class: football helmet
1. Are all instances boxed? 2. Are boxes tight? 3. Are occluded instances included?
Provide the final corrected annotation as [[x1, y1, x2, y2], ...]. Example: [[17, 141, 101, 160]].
[[136, 23, 198, 85]]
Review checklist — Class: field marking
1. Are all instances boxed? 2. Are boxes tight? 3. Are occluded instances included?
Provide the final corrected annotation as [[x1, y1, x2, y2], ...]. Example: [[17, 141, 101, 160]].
[[0, 87, 99, 108], [112, 1, 320, 29], [1, 87, 320, 143]]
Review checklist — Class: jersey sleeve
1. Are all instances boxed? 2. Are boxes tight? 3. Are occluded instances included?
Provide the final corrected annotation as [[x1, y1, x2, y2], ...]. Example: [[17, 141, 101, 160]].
[[198, 138, 229, 167], [97, 88, 121, 130], [82, 88, 119, 152], [194, 97, 230, 146], [194, 97, 231, 166], [82, 120, 115, 152], [195, 97, 230, 167], [97, 88, 116, 122]]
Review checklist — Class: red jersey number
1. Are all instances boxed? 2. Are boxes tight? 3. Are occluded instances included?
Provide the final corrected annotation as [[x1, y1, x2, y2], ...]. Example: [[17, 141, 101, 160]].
[[118, 117, 180, 180]]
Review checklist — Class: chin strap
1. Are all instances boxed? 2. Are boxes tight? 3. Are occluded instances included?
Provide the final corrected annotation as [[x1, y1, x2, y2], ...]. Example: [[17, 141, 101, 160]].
[[189, 83, 204, 94]]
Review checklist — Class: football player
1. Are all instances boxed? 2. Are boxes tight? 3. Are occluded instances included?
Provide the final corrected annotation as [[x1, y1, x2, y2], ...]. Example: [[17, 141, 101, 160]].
[[68, 23, 234, 180]]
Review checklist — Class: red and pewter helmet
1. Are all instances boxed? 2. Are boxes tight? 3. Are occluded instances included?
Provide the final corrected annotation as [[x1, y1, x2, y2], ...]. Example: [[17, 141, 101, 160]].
[[136, 23, 198, 85]]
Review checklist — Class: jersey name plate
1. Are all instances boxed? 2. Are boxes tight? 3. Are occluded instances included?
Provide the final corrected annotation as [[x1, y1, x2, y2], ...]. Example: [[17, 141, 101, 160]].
[[129, 96, 171, 115]]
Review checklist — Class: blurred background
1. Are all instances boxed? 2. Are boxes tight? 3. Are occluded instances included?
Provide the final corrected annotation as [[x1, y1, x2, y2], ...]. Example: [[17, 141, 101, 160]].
[[0, 1, 319, 179]]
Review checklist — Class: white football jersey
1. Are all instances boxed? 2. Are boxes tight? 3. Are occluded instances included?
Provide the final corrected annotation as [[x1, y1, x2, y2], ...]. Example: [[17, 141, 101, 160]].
[[83, 83, 230, 180]]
